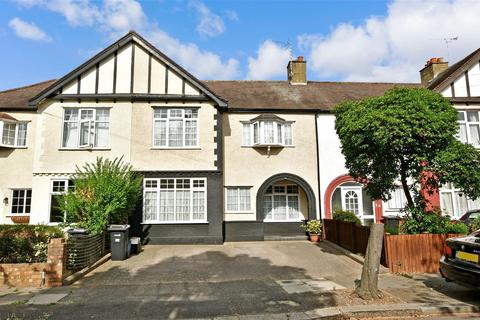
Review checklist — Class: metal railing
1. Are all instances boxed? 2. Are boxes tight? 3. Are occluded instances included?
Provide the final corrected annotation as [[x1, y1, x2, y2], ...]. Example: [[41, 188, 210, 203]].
[[66, 232, 108, 271]]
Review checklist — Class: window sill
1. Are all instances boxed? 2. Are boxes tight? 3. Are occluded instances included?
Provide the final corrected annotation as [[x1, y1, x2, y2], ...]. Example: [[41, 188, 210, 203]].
[[5, 214, 30, 217], [150, 147, 201, 150], [0, 145, 27, 149], [58, 148, 111, 151], [264, 219, 303, 223], [241, 145, 294, 148], [141, 221, 208, 225]]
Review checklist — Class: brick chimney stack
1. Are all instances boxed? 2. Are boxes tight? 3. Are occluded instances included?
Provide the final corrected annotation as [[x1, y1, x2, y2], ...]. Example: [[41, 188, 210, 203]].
[[287, 56, 307, 85], [419, 57, 449, 85]]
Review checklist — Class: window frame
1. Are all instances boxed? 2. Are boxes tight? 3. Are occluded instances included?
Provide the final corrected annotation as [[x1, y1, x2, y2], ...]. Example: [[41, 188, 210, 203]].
[[241, 120, 294, 147], [457, 110, 480, 148], [440, 183, 480, 218], [9, 189, 32, 215], [151, 107, 200, 149], [0, 120, 28, 148], [142, 177, 207, 224], [61, 107, 111, 149], [263, 184, 302, 222], [49, 179, 75, 223], [225, 186, 252, 213]]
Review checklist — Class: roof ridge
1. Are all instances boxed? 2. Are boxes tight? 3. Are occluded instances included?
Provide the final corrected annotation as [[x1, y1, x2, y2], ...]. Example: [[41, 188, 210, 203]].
[[203, 80, 419, 85], [0, 79, 56, 94]]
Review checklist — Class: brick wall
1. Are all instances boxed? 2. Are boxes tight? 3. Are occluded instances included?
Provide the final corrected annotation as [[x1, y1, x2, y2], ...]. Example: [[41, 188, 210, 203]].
[[0, 238, 66, 288]]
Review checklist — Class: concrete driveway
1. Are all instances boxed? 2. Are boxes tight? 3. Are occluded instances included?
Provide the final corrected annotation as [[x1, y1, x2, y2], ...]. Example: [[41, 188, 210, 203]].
[[1, 241, 477, 320]]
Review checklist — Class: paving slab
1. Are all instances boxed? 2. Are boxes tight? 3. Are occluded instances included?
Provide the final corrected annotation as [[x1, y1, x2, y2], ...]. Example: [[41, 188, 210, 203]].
[[28, 292, 69, 305]]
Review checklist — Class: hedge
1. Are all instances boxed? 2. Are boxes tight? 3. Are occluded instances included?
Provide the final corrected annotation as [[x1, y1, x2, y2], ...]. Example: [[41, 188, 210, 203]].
[[0, 225, 64, 263]]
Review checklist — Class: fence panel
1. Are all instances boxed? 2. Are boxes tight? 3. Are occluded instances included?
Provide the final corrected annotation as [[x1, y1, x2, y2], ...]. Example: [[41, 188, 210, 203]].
[[337, 221, 355, 251], [384, 233, 462, 273], [66, 233, 107, 271]]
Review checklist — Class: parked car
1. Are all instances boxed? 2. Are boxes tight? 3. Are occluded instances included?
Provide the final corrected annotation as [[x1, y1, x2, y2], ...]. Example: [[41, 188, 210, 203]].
[[459, 209, 480, 227], [440, 231, 480, 287]]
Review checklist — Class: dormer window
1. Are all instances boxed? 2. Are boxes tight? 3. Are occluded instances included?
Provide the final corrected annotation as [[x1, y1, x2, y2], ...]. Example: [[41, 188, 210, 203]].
[[0, 113, 27, 148], [242, 114, 293, 147]]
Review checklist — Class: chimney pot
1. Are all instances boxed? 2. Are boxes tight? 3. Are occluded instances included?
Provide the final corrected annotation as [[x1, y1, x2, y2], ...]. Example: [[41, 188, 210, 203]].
[[297, 56, 304, 62]]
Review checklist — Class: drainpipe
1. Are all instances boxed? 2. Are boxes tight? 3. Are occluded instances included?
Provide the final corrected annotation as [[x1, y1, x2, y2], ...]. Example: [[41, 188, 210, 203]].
[[314, 112, 322, 221]]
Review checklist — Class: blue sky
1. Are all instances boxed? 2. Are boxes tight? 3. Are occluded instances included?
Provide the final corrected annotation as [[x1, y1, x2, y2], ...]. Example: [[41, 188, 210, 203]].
[[1, 0, 479, 91]]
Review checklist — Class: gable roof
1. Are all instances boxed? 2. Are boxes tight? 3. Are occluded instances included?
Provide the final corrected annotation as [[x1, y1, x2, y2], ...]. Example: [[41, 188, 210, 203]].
[[0, 80, 55, 111], [28, 31, 227, 108], [205, 81, 420, 112], [427, 48, 480, 92]]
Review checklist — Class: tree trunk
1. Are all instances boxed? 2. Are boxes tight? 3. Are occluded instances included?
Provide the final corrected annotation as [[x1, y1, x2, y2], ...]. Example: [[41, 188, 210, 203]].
[[399, 163, 414, 208], [355, 223, 384, 300]]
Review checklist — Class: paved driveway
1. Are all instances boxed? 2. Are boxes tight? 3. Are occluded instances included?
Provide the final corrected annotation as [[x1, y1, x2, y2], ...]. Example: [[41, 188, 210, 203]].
[[1, 241, 477, 320]]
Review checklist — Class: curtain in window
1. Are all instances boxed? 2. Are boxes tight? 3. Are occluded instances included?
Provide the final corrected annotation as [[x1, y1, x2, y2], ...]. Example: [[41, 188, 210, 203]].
[[287, 195, 299, 220], [159, 190, 175, 221], [454, 192, 469, 217], [193, 191, 205, 220], [284, 124, 292, 145], [169, 120, 183, 147], [2, 123, 15, 145], [154, 120, 167, 146], [441, 192, 454, 216], [95, 110, 109, 147], [144, 191, 158, 222], [263, 196, 273, 220], [63, 123, 79, 147], [185, 120, 197, 146], [175, 190, 190, 221], [469, 124, 480, 146], [239, 188, 251, 211], [273, 195, 287, 220], [264, 121, 275, 143], [227, 188, 238, 211], [16, 123, 27, 146]]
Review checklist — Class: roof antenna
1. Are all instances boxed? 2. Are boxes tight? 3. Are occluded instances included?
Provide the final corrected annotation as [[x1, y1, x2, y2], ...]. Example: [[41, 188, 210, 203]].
[[432, 36, 458, 61], [272, 40, 293, 60]]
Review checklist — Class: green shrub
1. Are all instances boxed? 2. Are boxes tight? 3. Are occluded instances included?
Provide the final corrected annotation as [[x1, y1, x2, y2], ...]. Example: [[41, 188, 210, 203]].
[[400, 206, 468, 235], [0, 225, 64, 263], [58, 157, 142, 234], [333, 210, 361, 225], [301, 219, 322, 234], [384, 225, 399, 235], [470, 217, 480, 233]]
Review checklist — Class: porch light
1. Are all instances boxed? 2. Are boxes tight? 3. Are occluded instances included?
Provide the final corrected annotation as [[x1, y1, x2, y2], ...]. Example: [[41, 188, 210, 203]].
[[3, 197, 8, 205]]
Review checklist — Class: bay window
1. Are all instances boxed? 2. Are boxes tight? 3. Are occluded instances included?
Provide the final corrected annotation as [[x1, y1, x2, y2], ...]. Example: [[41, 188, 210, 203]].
[[62, 108, 110, 148], [457, 110, 480, 147], [0, 121, 27, 148], [143, 178, 207, 223], [242, 119, 293, 147], [153, 108, 199, 148], [226, 187, 252, 212]]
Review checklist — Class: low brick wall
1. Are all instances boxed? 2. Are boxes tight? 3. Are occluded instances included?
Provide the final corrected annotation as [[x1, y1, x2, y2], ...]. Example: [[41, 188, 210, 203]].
[[0, 238, 66, 287]]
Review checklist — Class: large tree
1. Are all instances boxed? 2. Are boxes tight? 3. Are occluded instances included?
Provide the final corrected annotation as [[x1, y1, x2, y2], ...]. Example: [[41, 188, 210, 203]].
[[334, 87, 480, 209]]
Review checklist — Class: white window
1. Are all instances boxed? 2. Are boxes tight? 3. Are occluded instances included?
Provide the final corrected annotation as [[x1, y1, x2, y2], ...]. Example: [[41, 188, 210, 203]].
[[440, 183, 480, 218], [457, 110, 480, 147], [226, 187, 252, 212], [11, 189, 31, 215], [143, 178, 206, 223], [387, 187, 407, 210], [263, 185, 301, 222], [50, 179, 75, 223], [153, 108, 199, 148], [62, 108, 110, 148], [0, 121, 27, 148], [242, 121, 293, 147]]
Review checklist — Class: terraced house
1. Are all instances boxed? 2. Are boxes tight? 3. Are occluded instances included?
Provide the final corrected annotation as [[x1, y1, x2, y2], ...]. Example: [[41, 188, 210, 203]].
[[0, 31, 476, 243]]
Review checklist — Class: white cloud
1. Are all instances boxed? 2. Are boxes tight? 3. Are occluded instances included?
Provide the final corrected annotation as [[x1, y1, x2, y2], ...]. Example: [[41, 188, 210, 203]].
[[246, 40, 291, 80], [14, 0, 240, 79], [8, 17, 51, 42], [225, 10, 239, 22], [189, 0, 225, 38], [300, 0, 480, 82]]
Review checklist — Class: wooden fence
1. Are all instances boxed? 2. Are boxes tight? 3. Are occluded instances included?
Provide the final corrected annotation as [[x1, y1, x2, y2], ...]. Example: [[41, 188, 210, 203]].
[[323, 219, 463, 274], [323, 219, 370, 255], [384, 233, 462, 273]]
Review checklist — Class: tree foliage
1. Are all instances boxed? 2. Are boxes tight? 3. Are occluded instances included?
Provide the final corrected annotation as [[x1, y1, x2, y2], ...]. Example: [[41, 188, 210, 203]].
[[58, 157, 142, 234], [334, 87, 480, 208]]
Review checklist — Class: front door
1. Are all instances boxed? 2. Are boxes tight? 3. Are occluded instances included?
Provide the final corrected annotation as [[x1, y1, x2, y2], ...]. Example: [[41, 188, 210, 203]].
[[341, 186, 363, 218]]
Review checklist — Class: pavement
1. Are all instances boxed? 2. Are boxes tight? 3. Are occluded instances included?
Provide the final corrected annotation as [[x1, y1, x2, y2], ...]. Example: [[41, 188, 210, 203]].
[[0, 240, 479, 319]]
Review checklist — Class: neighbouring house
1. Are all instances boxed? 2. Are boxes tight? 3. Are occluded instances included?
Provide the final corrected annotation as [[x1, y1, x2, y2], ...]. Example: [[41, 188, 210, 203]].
[[1, 30, 475, 243]]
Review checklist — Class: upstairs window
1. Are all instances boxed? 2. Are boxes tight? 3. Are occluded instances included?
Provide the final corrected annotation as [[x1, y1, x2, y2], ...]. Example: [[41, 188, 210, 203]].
[[242, 115, 293, 147], [153, 108, 199, 148], [62, 108, 110, 148], [0, 121, 27, 148], [457, 110, 480, 147]]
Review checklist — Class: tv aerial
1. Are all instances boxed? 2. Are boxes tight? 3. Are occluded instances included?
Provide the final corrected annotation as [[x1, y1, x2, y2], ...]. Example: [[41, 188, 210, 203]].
[[433, 36, 458, 61]]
